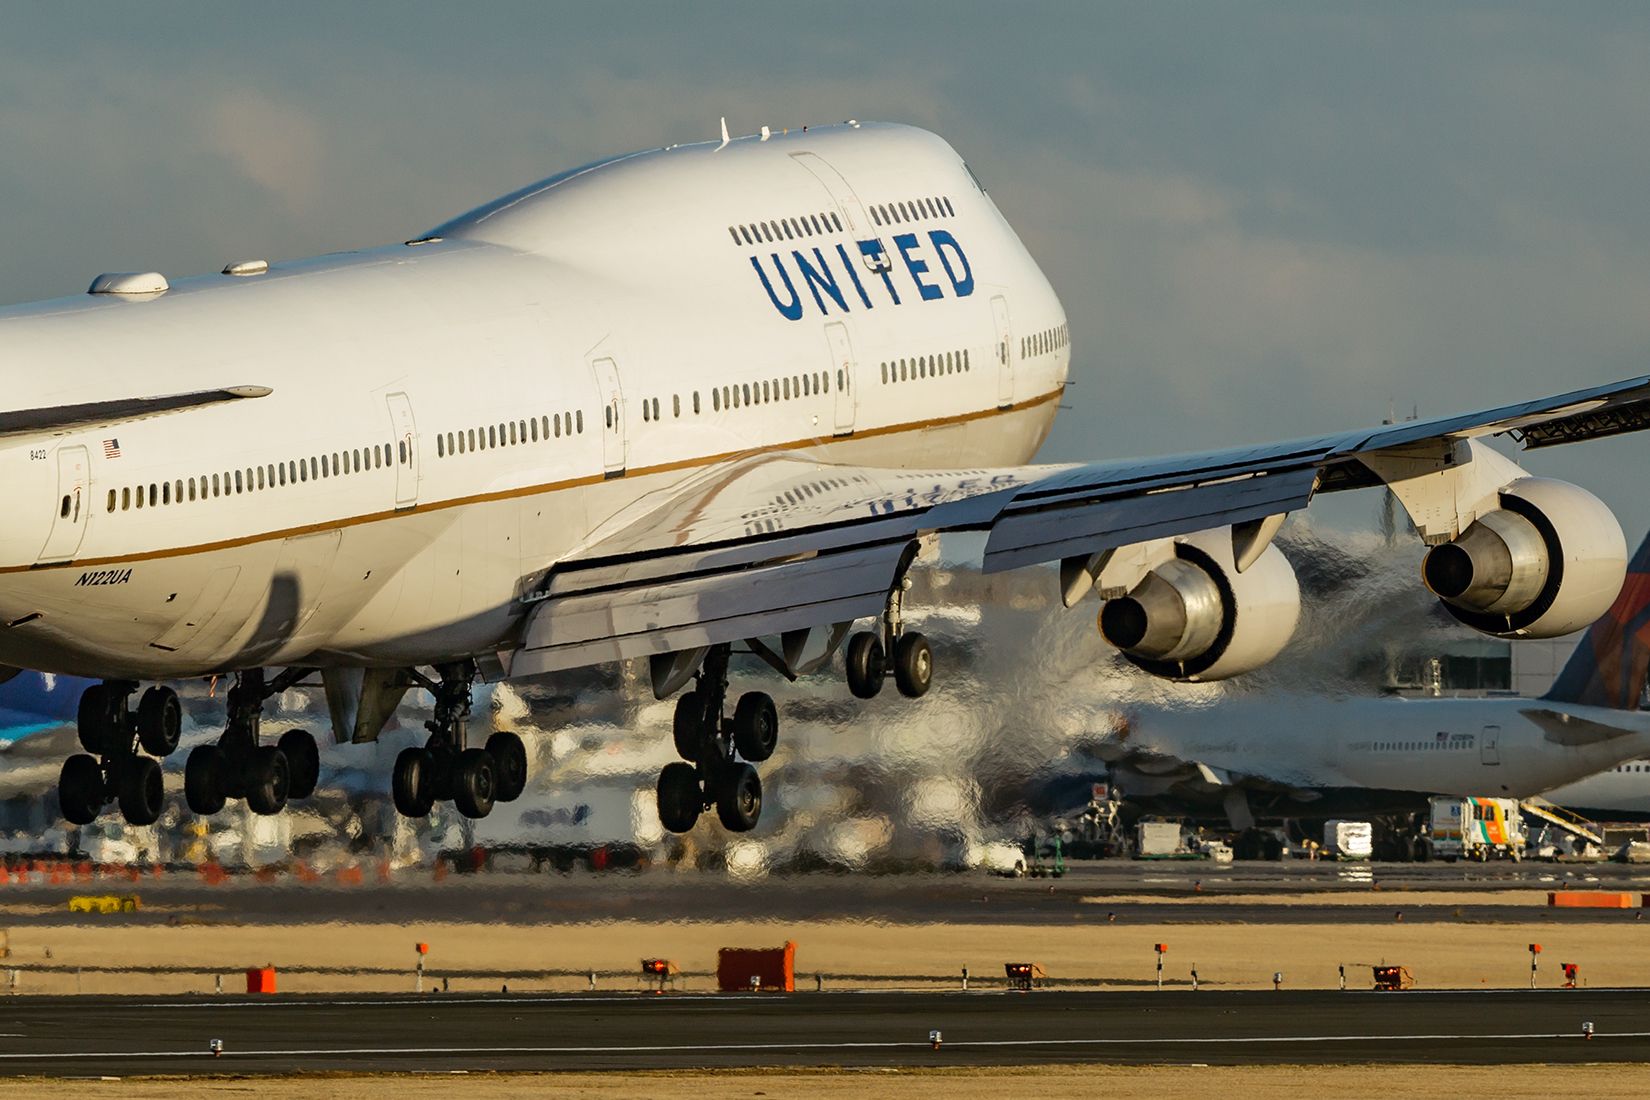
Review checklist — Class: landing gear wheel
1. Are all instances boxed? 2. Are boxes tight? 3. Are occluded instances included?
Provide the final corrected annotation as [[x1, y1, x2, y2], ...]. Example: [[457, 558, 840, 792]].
[[58, 754, 103, 826], [732, 692, 778, 763], [893, 633, 933, 699], [452, 747, 496, 820], [277, 729, 320, 800], [392, 747, 436, 818], [76, 684, 117, 755], [673, 691, 706, 761], [845, 632, 885, 699], [118, 756, 163, 826], [715, 763, 762, 833], [656, 762, 702, 834], [245, 746, 290, 816], [486, 731, 528, 803], [185, 745, 226, 816], [135, 686, 182, 757]]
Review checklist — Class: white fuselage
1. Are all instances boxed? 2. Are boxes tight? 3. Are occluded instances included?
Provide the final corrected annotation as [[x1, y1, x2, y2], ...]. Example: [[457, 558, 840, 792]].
[[1539, 759, 1650, 818], [0, 123, 1068, 680], [1110, 694, 1650, 811]]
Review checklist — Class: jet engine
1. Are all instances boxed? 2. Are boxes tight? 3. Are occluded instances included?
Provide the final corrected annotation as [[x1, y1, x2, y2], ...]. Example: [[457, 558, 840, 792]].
[[1099, 532, 1301, 682], [1421, 477, 1626, 638]]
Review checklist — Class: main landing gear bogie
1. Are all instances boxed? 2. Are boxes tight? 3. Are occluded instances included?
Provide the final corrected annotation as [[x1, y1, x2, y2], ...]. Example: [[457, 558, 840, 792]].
[[656, 645, 772, 836], [59, 681, 183, 828], [391, 663, 527, 822], [177, 668, 320, 821]]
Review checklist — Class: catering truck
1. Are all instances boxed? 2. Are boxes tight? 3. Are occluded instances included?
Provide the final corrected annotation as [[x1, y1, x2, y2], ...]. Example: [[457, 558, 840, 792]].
[[1427, 796, 1527, 861]]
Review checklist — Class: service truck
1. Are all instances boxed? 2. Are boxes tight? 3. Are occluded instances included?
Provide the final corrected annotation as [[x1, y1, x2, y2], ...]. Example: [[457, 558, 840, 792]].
[[1427, 796, 1527, 861]]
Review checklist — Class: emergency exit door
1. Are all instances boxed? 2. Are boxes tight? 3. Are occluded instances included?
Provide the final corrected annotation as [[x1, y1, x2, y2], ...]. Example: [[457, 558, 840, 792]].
[[385, 392, 419, 510]]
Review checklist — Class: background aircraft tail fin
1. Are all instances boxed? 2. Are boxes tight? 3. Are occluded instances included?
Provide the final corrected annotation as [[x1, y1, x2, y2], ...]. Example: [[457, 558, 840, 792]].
[[1543, 529, 1650, 710]]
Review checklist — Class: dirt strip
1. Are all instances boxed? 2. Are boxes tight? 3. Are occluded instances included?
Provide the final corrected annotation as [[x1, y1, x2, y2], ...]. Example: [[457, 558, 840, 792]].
[[1, 917, 1648, 994], [11, 1064, 1650, 1099]]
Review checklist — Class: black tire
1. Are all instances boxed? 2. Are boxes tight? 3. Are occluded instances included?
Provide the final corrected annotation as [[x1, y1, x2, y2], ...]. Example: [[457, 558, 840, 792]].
[[278, 729, 320, 800], [392, 747, 436, 818], [656, 762, 702, 834], [135, 686, 182, 757], [452, 747, 496, 820], [118, 756, 163, 827], [245, 745, 290, 816], [845, 632, 885, 699], [58, 754, 104, 826], [486, 731, 528, 803], [715, 763, 762, 833], [76, 684, 116, 755], [732, 692, 778, 763], [893, 633, 933, 699], [185, 744, 227, 816], [673, 691, 706, 761]]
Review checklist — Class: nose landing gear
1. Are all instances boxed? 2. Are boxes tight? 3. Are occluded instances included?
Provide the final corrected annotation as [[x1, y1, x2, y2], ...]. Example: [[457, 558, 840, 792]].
[[845, 575, 933, 700], [656, 644, 771, 835]]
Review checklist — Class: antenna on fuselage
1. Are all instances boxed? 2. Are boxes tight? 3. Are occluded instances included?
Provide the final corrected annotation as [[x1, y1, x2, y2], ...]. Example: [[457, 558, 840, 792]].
[[718, 117, 730, 151]]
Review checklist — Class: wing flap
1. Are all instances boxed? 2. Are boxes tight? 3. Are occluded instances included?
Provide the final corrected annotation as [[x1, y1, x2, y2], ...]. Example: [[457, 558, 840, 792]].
[[516, 541, 906, 676]]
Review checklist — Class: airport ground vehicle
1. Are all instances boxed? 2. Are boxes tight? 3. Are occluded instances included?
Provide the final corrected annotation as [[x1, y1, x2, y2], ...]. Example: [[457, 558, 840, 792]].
[[1428, 796, 1527, 861], [1323, 820, 1374, 860]]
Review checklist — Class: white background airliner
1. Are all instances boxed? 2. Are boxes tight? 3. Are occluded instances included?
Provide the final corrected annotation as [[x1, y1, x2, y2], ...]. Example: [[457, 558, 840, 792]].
[[4, 120, 1650, 837]]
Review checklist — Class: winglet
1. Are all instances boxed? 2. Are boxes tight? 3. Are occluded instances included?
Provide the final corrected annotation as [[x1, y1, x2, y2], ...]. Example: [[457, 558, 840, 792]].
[[717, 117, 730, 151]]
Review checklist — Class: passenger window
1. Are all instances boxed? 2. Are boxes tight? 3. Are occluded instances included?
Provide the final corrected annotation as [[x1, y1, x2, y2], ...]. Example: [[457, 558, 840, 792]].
[[438, 435, 445, 457], [59, 495, 70, 518], [106, 489, 116, 513], [576, 410, 583, 433], [530, 419, 539, 442], [399, 440, 409, 465]]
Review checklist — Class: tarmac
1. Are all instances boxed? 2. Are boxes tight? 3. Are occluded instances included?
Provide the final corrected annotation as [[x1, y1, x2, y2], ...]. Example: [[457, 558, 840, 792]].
[[5, 861, 1650, 927], [0, 988, 1645, 1075]]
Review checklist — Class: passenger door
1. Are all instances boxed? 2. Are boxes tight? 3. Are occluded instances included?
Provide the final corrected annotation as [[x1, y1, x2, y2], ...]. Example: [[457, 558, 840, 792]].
[[590, 356, 627, 476], [824, 322, 857, 437], [991, 294, 1014, 408], [38, 444, 89, 564], [385, 392, 419, 510], [1480, 725, 1501, 766]]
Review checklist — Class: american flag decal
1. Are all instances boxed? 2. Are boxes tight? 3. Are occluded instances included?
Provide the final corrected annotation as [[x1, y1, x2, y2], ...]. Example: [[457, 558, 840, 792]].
[[102, 439, 121, 459]]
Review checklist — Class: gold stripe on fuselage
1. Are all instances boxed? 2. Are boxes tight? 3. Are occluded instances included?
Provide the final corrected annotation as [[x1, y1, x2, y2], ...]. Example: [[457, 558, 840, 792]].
[[12, 387, 1064, 576]]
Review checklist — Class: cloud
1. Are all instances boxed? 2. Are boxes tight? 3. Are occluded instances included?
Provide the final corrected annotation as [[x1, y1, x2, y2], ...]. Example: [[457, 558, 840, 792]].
[[204, 93, 326, 217]]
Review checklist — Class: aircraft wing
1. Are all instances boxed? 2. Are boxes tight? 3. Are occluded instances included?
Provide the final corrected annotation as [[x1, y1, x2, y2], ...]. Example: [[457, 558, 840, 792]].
[[512, 375, 1650, 678], [0, 385, 272, 438]]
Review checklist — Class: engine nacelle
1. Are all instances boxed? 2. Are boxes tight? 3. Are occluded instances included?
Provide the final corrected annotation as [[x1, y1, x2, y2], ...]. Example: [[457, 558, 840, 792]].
[[1422, 477, 1626, 638], [1099, 533, 1301, 682]]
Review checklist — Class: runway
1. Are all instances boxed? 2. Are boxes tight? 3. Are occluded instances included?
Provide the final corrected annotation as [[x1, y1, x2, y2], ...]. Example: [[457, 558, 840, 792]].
[[5, 861, 1650, 928], [0, 989, 1646, 1075]]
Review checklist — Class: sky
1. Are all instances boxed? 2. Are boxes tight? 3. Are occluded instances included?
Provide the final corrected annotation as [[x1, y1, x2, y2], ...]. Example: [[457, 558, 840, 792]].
[[3, 3, 1650, 536]]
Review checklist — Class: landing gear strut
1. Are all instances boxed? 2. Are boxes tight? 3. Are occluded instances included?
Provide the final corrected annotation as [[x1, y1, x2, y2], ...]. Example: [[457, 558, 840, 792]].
[[59, 681, 181, 827], [657, 643, 771, 834], [845, 574, 933, 700], [183, 668, 321, 818], [392, 662, 527, 821]]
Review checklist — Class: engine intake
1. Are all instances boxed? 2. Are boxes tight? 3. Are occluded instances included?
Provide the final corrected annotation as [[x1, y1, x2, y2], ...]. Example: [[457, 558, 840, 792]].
[[1422, 477, 1625, 638], [1100, 533, 1300, 682]]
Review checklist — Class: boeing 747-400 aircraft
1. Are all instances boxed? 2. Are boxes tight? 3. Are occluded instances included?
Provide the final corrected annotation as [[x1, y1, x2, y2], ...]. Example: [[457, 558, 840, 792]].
[[6, 120, 1650, 833]]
